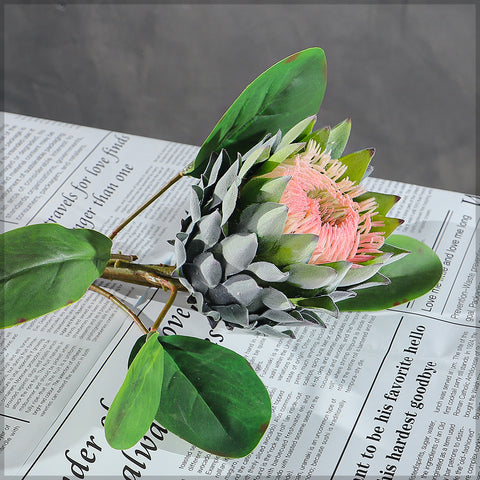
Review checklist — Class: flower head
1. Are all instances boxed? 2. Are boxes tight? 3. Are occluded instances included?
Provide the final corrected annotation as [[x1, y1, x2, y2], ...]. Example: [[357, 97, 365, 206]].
[[265, 140, 385, 265], [175, 116, 406, 336]]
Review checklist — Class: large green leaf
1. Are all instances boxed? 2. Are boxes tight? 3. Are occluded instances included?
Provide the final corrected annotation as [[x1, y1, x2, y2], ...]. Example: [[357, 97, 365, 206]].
[[105, 333, 164, 449], [155, 335, 271, 458], [0, 224, 112, 328], [338, 235, 442, 311], [186, 47, 327, 177]]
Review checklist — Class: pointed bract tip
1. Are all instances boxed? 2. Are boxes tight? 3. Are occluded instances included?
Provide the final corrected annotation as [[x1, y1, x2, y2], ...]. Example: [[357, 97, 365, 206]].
[[368, 148, 376, 157], [394, 195, 401, 203]]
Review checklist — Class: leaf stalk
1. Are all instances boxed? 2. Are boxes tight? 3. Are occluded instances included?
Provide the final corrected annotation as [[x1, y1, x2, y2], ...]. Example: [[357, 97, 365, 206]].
[[109, 170, 184, 240], [149, 280, 177, 338], [89, 284, 149, 334]]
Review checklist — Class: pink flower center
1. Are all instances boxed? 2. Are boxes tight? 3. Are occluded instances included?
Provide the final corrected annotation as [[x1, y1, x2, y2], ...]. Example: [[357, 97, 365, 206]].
[[268, 141, 385, 264]]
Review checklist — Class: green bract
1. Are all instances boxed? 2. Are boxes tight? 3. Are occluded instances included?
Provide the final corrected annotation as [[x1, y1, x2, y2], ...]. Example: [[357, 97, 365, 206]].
[[175, 116, 410, 336]]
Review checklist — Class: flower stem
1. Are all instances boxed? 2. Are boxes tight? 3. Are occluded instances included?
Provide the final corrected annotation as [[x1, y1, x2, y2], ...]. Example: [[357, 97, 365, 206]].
[[109, 170, 184, 240], [88, 284, 149, 334]]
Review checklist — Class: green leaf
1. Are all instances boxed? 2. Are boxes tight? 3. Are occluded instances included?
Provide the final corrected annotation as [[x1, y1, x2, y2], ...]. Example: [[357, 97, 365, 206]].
[[338, 262, 388, 287], [338, 148, 375, 183], [338, 235, 442, 311], [246, 261, 289, 283], [380, 242, 410, 264], [370, 216, 404, 238], [291, 295, 338, 316], [187, 48, 327, 177], [128, 334, 147, 367], [238, 202, 288, 248], [0, 224, 112, 328], [285, 263, 337, 290], [156, 335, 271, 458], [105, 333, 164, 450], [220, 233, 258, 276], [238, 144, 271, 179], [239, 176, 290, 206], [320, 261, 353, 291], [354, 191, 401, 215], [276, 115, 317, 150], [273, 263, 337, 298], [254, 142, 305, 176], [265, 233, 318, 268], [302, 126, 330, 152], [325, 118, 351, 159]]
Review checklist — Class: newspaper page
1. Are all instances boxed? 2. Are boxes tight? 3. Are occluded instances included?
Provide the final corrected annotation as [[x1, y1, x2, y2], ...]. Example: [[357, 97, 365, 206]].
[[1, 112, 478, 479]]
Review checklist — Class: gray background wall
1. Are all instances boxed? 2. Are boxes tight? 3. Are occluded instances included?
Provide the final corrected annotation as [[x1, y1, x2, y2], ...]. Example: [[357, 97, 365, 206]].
[[4, 3, 477, 193]]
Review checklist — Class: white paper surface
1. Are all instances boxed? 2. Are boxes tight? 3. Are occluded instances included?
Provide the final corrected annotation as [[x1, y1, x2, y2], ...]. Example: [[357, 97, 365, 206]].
[[1, 112, 478, 479]]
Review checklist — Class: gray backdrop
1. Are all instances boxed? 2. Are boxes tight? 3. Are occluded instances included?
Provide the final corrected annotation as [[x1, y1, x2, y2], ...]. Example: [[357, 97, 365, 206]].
[[4, 3, 477, 193]]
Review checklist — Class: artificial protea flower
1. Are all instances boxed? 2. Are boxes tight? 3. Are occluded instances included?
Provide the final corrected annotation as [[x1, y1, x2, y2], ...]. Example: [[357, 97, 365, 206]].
[[174, 116, 408, 336]]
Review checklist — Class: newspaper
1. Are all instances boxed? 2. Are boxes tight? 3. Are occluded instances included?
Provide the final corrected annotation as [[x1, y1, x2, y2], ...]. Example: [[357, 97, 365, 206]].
[[1, 112, 478, 479]]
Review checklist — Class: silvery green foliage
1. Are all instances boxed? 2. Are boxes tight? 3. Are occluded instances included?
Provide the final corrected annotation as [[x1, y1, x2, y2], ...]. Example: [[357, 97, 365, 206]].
[[174, 117, 404, 336]]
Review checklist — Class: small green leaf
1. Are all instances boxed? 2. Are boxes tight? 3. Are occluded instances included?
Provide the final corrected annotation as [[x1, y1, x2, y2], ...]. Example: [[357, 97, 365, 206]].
[[285, 263, 337, 290], [265, 233, 318, 268], [370, 216, 404, 238], [239, 144, 271, 179], [238, 202, 288, 248], [274, 263, 337, 298], [261, 287, 292, 310], [325, 118, 351, 159], [276, 115, 317, 150], [221, 182, 238, 226], [254, 142, 305, 176], [338, 148, 375, 183], [193, 252, 223, 288], [320, 261, 353, 291], [156, 335, 271, 458], [239, 176, 290, 206], [355, 191, 400, 215], [246, 261, 289, 283], [220, 233, 258, 276], [215, 304, 250, 327], [380, 242, 410, 264], [291, 295, 338, 316], [302, 126, 330, 152], [105, 333, 164, 450], [338, 261, 388, 287], [0, 224, 112, 328], [338, 235, 442, 311], [187, 48, 327, 177], [349, 272, 390, 290]]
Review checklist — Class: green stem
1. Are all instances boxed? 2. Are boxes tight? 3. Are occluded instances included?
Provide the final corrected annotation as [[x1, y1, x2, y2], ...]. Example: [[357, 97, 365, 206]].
[[102, 261, 185, 291], [109, 253, 138, 263], [101, 260, 182, 338], [109, 170, 184, 240], [148, 280, 177, 338], [89, 284, 149, 335]]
